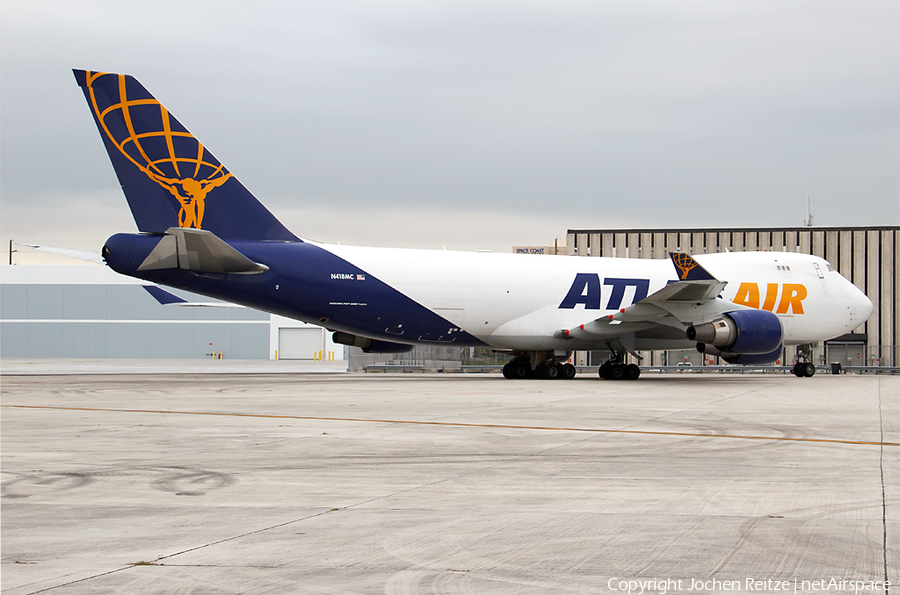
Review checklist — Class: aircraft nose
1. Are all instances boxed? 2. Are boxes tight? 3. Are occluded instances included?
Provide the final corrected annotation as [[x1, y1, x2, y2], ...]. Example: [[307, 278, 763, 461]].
[[844, 280, 874, 325], [855, 288, 874, 321]]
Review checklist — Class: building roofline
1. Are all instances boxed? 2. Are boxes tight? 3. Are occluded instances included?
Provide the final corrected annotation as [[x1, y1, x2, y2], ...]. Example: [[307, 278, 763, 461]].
[[567, 225, 900, 234]]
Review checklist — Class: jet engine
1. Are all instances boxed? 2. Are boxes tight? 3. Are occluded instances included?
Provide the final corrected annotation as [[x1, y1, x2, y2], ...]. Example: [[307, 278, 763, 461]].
[[332, 332, 414, 354], [687, 310, 783, 364], [697, 342, 784, 365]]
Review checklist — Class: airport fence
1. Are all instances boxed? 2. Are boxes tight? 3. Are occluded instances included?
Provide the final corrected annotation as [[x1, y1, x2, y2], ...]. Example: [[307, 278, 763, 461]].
[[356, 345, 899, 374], [595, 344, 899, 370]]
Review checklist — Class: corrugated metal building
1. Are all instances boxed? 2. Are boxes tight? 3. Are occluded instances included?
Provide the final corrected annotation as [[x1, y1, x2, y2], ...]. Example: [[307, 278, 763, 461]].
[[0, 265, 343, 361], [566, 226, 898, 367]]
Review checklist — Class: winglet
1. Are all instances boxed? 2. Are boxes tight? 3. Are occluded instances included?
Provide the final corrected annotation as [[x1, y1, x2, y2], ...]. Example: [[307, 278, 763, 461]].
[[669, 252, 717, 281]]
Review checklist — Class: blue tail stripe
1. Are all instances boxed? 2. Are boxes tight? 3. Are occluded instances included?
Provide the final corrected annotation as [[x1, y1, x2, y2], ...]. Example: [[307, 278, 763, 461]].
[[105, 234, 485, 347]]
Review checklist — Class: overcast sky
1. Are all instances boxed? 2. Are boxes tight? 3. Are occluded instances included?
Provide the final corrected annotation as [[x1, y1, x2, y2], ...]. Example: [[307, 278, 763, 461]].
[[1, 0, 897, 263]]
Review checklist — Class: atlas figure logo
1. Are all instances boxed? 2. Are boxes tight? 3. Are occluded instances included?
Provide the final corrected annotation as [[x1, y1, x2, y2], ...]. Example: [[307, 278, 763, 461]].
[[671, 253, 698, 279], [83, 71, 231, 229]]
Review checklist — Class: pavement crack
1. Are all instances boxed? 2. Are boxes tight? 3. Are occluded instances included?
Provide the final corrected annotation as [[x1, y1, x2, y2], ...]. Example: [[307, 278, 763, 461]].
[[154, 508, 340, 564], [879, 378, 890, 595], [17, 566, 134, 594]]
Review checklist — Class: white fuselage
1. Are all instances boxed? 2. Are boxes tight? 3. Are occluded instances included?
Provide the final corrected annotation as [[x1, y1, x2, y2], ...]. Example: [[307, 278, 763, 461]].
[[324, 244, 872, 352]]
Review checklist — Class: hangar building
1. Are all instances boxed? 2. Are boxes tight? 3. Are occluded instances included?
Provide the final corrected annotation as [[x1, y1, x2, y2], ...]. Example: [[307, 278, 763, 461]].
[[565, 225, 898, 368], [0, 265, 343, 361]]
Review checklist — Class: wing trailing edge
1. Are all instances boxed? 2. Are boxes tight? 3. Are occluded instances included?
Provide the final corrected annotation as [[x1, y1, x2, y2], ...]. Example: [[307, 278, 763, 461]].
[[610, 253, 729, 326], [557, 253, 732, 339]]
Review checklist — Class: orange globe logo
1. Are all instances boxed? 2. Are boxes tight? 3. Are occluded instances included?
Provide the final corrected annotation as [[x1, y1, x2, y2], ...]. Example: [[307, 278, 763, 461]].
[[83, 71, 232, 229], [672, 253, 699, 280]]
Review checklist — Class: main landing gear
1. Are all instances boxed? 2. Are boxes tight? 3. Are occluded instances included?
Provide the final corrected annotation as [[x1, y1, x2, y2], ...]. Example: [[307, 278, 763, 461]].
[[502, 354, 576, 380], [792, 344, 816, 377], [598, 359, 641, 380], [596, 341, 641, 380], [500, 346, 642, 381]]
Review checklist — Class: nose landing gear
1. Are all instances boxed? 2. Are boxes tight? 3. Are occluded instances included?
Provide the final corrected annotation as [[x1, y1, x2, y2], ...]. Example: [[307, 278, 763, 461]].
[[792, 344, 817, 377]]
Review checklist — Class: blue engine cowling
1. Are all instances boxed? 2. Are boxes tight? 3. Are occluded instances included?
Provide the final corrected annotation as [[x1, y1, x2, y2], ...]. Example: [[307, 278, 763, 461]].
[[332, 332, 414, 354], [719, 342, 784, 365], [688, 309, 782, 356], [363, 340, 415, 354]]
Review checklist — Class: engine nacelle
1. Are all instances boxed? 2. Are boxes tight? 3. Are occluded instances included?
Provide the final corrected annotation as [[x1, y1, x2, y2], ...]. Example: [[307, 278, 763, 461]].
[[332, 332, 414, 354], [698, 342, 784, 365], [722, 343, 784, 365], [687, 310, 782, 355]]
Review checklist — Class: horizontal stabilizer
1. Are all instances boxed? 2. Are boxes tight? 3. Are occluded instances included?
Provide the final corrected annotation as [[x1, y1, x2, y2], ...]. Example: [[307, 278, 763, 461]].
[[138, 227, 268, 274], [142, 285, 247, 307], [143, 285, 186, 304], [19, 243, 105, 265]]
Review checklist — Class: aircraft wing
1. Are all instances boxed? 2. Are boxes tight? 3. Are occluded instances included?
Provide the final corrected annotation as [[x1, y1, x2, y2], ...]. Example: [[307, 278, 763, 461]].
[[612, 253, 729, 324], [561, 253, 732, 341]]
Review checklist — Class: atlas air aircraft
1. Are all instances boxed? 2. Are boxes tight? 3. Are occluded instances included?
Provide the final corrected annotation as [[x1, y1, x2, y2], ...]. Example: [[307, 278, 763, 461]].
[[73, 69, 873, 380]]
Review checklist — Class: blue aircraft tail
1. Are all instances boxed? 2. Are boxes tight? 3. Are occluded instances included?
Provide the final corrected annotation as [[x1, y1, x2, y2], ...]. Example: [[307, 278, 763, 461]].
[[73, 70, 298, 242]]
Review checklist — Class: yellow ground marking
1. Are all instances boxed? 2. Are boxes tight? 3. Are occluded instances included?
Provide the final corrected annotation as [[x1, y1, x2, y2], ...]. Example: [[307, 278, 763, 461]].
[[2, 404, 896, 447]]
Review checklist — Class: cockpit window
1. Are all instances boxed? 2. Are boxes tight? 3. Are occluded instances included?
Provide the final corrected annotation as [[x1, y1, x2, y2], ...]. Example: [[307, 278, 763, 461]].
[[825, 263, 836, 272]]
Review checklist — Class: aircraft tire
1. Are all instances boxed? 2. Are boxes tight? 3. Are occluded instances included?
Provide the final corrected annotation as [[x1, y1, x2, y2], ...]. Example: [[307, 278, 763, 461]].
[[610, 364, 626, 381], [502, 363, 514, 379], [802, 362, 816, 377], [626, 364, 640, 380], [563, 363, 576, 380], [598, 362, 611, 379], [544, 364, 560, 380], [792, 363, 802, 377], [513, 363, 530, 379]]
